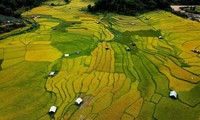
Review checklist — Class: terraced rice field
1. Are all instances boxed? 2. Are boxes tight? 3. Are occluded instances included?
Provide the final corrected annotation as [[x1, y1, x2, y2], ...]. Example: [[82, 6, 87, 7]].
[[0, 0, 200, 120]]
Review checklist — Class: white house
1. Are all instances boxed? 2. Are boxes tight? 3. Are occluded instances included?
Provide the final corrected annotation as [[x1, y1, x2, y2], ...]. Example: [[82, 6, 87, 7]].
[[75, 98, 83, 105], [49, 71, 55, 77], [169, 91, 178, 99], [106, 46, 109, 50], [49, 106, 57, 113], [126, 47, 130, 51], [158, 36, 163, 39], [64, 54, 70, 57], [131, 23, 135, 25], [75, 51, 80, 54]]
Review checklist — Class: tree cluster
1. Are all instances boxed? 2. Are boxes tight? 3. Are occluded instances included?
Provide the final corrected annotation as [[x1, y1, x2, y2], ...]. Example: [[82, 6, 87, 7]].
[[0, 0, 46, 17], [169, 0, 200, 5], [88, 0, 171, 15]]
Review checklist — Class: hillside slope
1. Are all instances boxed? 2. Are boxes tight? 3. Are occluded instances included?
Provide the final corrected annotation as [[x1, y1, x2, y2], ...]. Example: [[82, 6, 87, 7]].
[[88, 0, 171, 15], [0, 0, 46, 17]]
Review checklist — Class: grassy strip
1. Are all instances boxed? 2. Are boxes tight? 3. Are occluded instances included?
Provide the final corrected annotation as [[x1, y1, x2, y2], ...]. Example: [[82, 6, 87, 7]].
[[136, 101, 155, 119], [0, 61, 54, 119], [154, 97, 200, 120], [131, 54, 155, 101]]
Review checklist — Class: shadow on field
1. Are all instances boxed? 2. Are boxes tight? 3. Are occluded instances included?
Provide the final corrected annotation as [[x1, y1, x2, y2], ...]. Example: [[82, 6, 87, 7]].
[[132, 29, 162, 37], [0, 59, 3, 71]]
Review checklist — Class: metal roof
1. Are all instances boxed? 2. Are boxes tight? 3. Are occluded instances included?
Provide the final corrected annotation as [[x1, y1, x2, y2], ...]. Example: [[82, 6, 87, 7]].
[[49, 106, 57, 113], [169, 91, 178, 99], [64, 54, 70, 57], [75, 98, 83, 105], [49, 72, 55, 76]]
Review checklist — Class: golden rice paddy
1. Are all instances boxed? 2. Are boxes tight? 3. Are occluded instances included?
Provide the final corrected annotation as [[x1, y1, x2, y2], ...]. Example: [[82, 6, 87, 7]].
[[0, 0, 199, 119]]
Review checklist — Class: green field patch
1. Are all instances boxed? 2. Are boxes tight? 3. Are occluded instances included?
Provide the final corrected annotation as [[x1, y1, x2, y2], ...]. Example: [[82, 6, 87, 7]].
[[151, 93, 162, 103], [136, 101, 155, 119], [144, 54, 169, 95], [132, 55, 155, 101], [178, 83, 200, 107], [131, 29, 161, 37], [110, 42, 123, 72], [0, 61, 54, 120], [154, 97, 200, 120], [115, 31, 139, 55], [1, 1, 200, 119], [153, 76, 169, 96], [51, 33, 95, 56], [40, 21, 59, 28], [51, 58, 62, 72], [46, 17, 81, 32]]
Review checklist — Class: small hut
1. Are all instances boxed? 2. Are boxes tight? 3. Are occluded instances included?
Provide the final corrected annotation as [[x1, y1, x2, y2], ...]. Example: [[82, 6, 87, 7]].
[[75, 98, 83, 105], [158, 36, 163, 39], [192, 49, 199, 53], [105, 46, 109, 50], [169, 91, 178, 99], [49, 106, 57, 113], [126, 47, 131, 51], [131, 23, 135, 25], [75, 51, 81, 54], [52, 27, 56, 30], [130, 42, 136, 46], [49, 71, 55, 77], [64, 54, 70, 57]]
